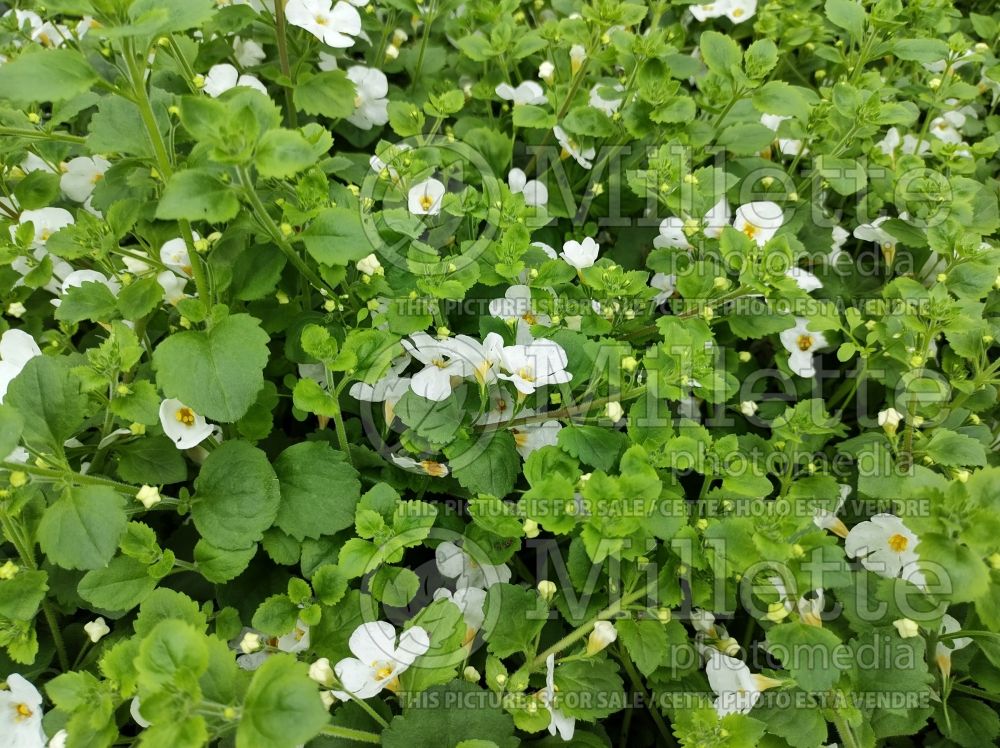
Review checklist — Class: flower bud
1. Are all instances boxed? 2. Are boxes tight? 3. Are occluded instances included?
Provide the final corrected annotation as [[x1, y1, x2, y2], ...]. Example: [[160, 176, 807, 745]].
[[765, 602, 789, 623], [523, 519, 540, 539], [136, 485, 161, 509], [738, 351, 752, 363], [240, 632, 262, 654], [877, 407, 903, 436], [8, 471, 27, 488], [463, 665, 480, 682], [621, 355, 638, 372], [739, 401, 758, 417], [84, 617, 111, 643], [657, 608, 671, 623], [0, 561, 18, 580], [309, 657, 334, 685], [586, 620, 617, 655], [539, 60, 555, 83], [537, 580, 557, 603], [893, 618, 919, 639], [356, 253, 383, 277], [605, 401, 624, 422]]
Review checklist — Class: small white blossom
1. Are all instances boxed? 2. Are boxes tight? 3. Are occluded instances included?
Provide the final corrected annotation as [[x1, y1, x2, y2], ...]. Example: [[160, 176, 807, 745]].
[[346, 66, 390, 129], [704, 650, 780, 717], [136, 485, 161, 509], [733, 201, 783, 247], [778, 317, 827, 378], [285, 0, 362, 47], [508, 168, 548, 207], [60, 156, 110, 202], [84, 617, 111, 643], [436, 540, 511, 589], [553, 126, 595, 169], [0, 674, 46, 747], [560, 237, 600, 269], [202, 63, 267, 97], [332, 621, 430, 699], [845, 513, 921, 580], [542, 654, 576, 740], [0, 329, 42, 404], [495, 81, 547, 106], [408, 178, 446, 215], [159, 398, 214, 449]]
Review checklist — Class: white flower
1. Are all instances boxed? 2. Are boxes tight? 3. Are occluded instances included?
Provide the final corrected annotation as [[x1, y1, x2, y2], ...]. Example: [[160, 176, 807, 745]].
[[84, 617, 111, 643], [159, 398, 214, 449], [929, 110, 967, 145], [760, 113, 804, 156], [435, 540, 511, 589], [497, 340, 572, 395], [845, 513, 920, 579], [829, 225, 850, 262], [778, 317, 827, 378], [401, 332, 479, 400], [893, 618, 919, 638], [408, 178, 446, 215], [0, 330, 42, 404], [786, 267, 822, 292], [689, 1, 727, 21], [285, 0, 362, 48], [586, 620, 617, 655], [588, 82, 625, 116], [390, 455, 449, 477], [355, 253, 383, 277], [370, 143, 411, 177], [332, 621, 430, 699], [202, 64, 267, 97], [49, 729, 68, 748], [813, 484, 850, 538], [704, 650, 780, 717], [433, 586, 487, 637], [136, 485, 161, 509], [0, 674, 46, 747], [489, 285, 551, 334], [237, 620, 311, 670], [239, 631, 262, 654], [538, 60, 555, 83], [853, 217, 896, 252], [733, 201, 783, 247], [156, 271, 188, 305], [797, 589, 824, 627], [512, 419, 562, 459], [495, 81, 546, 106], [650, 273, 676, 304], [739, 400, 758, 417], [13, 207, 74, 249], [569, 44, 586, 73], [554, 126, 595, 169], [876, 127, 930, 157], [725, 0, 756, 22], [130, 697, 150, 728], [348, 356, 411, 413], [60, 156, 110, 202], [654, 217, 692, 250], [560, 237, 599, 269], [160, 234, 198, 277], [233, 36, 266, 67], [935, 613, 972, 676], [878, 407, 903, 435], [542, 654, 576, 741], [508, 168, 548, 207], [346, 66, 390, 129]]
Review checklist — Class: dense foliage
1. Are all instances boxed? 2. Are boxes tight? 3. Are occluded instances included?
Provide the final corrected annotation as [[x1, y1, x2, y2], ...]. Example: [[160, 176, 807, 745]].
[[1, 0, 1000, 746]]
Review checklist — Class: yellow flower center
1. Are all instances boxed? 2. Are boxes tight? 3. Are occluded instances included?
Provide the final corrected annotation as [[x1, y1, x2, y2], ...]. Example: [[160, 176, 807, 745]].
[[887, 533, 909, 553], [374, 664, 394, 681], [796, 334, 813, 352], [175, 407, 196, 426], [518, 367, 535, 382], [419, 193, 435, 211], [742, 223, 758, 240], [522, 311, 537, 325], [314, 14, 328, 25], [15, 703, 33, 720], [731, 7, 744, 17], [421, 460, 448, 477], [91, 172, 104, 184]]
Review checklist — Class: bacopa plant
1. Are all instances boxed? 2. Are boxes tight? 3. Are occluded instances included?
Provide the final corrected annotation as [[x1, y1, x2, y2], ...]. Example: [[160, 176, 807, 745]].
[[0, 0, 999, 746]]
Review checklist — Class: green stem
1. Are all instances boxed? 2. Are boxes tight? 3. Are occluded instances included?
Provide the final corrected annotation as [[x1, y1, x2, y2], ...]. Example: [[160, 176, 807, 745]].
[[618, 646, 676, 746], [331, 399, 354, 468], [123, 42, 213, 309], [320, 724, 382, 743], [831, 711, 860, 748], [952, 683, 1000, 704], [476, 387, 647, 432], [272, 0, 298, 127], [0, 509, 70, 671], [0, 127, 86, 144], [235, 166, 336, 297]]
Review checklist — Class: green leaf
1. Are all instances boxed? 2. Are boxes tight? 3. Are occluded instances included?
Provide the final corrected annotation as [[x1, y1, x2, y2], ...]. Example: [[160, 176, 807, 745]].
[[292, 70, 356, 119], [923, 429, 987, 467], [127, 0, 217, 36], [892, 38, 950, 63], [382, 682, 518, 748], [255, 129, 320, 179], [448, 430, 521, 498], [717, 123, 779, 155], [752, 81, 817, 117], [482, 584, 548, 658], [191, 441, 280, 551], [0, 569, 47, 620], [299, 206, 375, 265], [765, 622, 849, 692], [0, 49, 98, 103], [552, 659, 625, 720], [371, 566, 420, 607], [916, 533, 989, 603], [616, 618, 667, 677], [816, 155, 867, 196], [561, 105, 615, 138], [38, 486, 127, 571], [78, 555, 158, 612], [137, 619, 209, 691], [0, 404, 24, 461], [937, 696, 1000, 748], [154, 169, 240, 223], [699, 31, 742, 78], [5, 356, 87, 453], [193, 539, 256, 583], [557, 425, 627, 472], [238, 655, 328, 748], [118, 276, 166, 320], [311, 564, 348, 605], [153, 313, 270, 422], [273, 441, 362, 540], [825, 0, 866, 39], [512, 105, 556, 130], [115, 434, 189, 485]]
